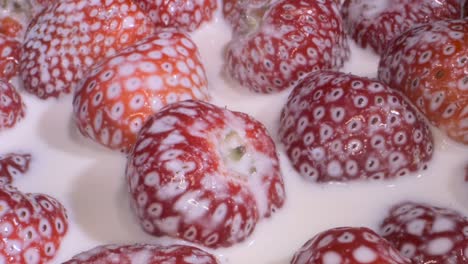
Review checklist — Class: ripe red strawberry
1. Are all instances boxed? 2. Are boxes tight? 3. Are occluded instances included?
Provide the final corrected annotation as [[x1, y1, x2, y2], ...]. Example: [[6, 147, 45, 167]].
[[0, 34, 20, 81], [379, 201, 468, 263], [126, 100, 285, 248], [0, 79, 25, 131], [20, 0, 155, 99], [63, 244, 220, 264], [73, 30, 210, 153], [341, 0, 462, 54], [134, 0, 217, 32], [378, 19, 468, 144], [279, 71, 433, 182], [291, 227, 411, 264], [0, 184, 68, 263], [225, 0, 349, 93], [0, 153, 32, 185]]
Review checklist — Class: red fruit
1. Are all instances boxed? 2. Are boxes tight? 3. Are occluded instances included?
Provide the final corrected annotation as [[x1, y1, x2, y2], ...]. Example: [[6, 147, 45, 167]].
[[126, 100, 285, 248], [341, 0, 462, 54], [0, 17, 23, 39], [225, 0, 349, 93], [0, 34, 20, 81], [0, 153, 32, 185], [379, 19, 468, 144], [0, 184, 68, 263], [73, 30, 210, 152], [63, 244, 220, 264], [135, 0, 217, 32], [291, 227, 411, 264], [379, 201, 468, 262], [0, 79, 25, 131], [279, 71, 433, 182], [20, 0, 155, 99]]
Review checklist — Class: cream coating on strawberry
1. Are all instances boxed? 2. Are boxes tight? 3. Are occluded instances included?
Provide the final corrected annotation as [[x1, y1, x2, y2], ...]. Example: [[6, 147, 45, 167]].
[[0, 0, 46, 39], [279, 71, 433, 182], [222, 0, 269, 35], [73, 30, 210, 152], [0, 184, 68, 263], [126, 100, 285, 248], [0, 34, 20, 81], [380, 201, 468, 262], [0, 153, 31, 185], [379, 19, 468, 144], [20, 0, 155, 99], [291, 227, 411, 264], [341, 0, 462, 54], [134, 0, 217, 32], [0, 79, 25, 131], [225, 0, 349, 93], [63, 244, 220, 264]]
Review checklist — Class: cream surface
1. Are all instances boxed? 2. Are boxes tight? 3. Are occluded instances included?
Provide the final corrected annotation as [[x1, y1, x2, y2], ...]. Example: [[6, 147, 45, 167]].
[[0, 6, 467, 264]]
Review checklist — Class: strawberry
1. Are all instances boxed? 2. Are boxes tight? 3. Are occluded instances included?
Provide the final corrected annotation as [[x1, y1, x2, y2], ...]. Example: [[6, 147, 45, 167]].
[[20, 0, 155, 99], [73, 30, 210, 153], [0, 34, 20, 81], [291, 227, 411, 264], [0, 153, 31, 185], [225, 0, 349, 93], [126, 100, 285, 248], [63, 244, 220, 264], [0, 184, 68, 263], [379, 201, 468, 263], [279, 71, 433, 182], [0, 79, 25, 131], [341, 0, 462, 54], [134, 0, 217, 32], [378, 19, 468, 144]]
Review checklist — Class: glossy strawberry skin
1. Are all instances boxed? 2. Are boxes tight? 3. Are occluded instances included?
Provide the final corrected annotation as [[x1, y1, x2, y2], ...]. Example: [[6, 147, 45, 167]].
[[0, 184, 68, 263], [341, 0, 462, 54], [126, 100, 285, 248], [73, 30, 210, 153], [0, 153, 32, 185], [135, 0, 217, 32], [0, 34, 20, 81], [378, 19, 468, 144], [380, 201, 468, 263], [225, 0, 349, 93], [20, 0, 155, 99], [63, 244, 220, 264], [279, 71, 433, 182], [291, 227, 411, 264], [0, 79, 25, 131]]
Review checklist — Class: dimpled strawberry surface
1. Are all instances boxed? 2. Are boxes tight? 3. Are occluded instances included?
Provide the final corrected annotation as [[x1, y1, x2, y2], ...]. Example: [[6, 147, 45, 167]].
[[0, 0, 467, 263]]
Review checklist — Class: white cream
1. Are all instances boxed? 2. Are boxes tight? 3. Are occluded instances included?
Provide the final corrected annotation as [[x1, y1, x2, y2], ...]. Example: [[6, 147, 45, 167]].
[[0, 4, 466, 264]]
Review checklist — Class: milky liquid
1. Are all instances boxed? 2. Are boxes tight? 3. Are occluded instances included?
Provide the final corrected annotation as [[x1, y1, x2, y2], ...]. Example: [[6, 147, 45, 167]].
[[0, 5, 467, 264]]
